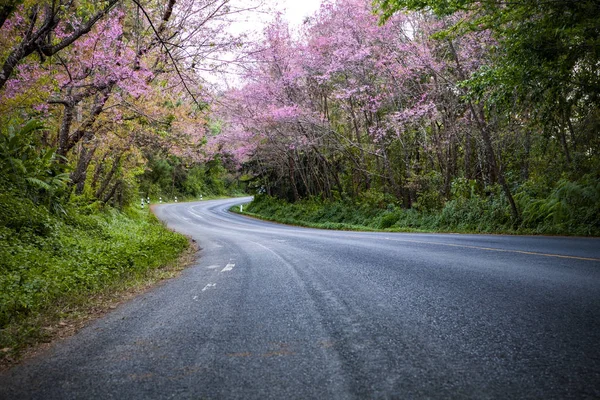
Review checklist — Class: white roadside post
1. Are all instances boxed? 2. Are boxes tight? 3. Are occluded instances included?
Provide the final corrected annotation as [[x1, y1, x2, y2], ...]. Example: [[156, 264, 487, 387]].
[[141, 198, 144, 209], [175, 196, 178, 203], [240, 204, 243, 213], [200, 195, 203, 200], [159, 196, 162, 204]]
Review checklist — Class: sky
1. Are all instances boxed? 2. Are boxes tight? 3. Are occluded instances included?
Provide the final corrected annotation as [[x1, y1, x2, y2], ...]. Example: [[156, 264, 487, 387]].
[[228, 0, 324, 34], [204, 0, 325, 87], [278, 0, 323, 26]]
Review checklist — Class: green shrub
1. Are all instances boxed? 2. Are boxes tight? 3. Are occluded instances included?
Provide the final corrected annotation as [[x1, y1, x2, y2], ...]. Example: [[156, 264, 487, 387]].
[[0, 201, 188, 329], [518, 174, 600, 235], [243, 177, 600, 236], [378, 212, 400, 229]]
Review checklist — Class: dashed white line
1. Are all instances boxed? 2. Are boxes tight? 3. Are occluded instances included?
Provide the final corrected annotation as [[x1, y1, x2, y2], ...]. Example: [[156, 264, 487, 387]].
[[221, 263, 235, 272], [188, 207, 205, 219], [202, 283, 216, 291]]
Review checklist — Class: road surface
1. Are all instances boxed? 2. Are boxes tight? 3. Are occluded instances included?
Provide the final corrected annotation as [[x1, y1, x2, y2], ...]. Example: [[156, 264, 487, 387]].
[[1, 197, 600, 399]]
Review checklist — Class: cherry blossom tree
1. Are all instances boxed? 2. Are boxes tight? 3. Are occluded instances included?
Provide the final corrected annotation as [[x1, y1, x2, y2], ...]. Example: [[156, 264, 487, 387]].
[[1, 0, 261, 204], [215, 0, 522, 213]]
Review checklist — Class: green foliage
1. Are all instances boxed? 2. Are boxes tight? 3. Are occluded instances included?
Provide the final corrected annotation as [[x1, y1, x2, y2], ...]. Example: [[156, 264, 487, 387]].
[[0, 192, 55, 236], [0, 197, 188, 334], [377, 0, 600, 129], [137, 155, 244, 201], [517, 175, 600, 235], [0, 120, 69, 206], [245, 175, 600, 236], [375, 0, 470, 19], [411, 171, 445, 211], [0, 119, 200, 358]]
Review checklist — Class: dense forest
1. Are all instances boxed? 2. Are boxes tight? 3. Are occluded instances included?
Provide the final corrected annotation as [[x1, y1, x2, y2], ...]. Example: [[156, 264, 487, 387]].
[[218, 0, 600, 235], [0, 0, 599, 362]]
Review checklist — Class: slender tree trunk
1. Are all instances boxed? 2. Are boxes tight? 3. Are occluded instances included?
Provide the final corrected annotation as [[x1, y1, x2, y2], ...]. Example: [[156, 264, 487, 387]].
[[464, 130, 473, 180], [57, 96, 75, 160], [444, 132, 456, 198], [558, 122, 572, 165], [71, 142, 97, 195], [472, 104, 520, 222], [521, 130, 531, 181], [382, 146, 402, 200], [348, 98, 370, 190], [288, 155, 299, 202], [96, 154, 122, 200], [103, 180, 121, 204], [65, 85, 112, 154], [91, 152, 108, 192], [447, 40, 520, 223]]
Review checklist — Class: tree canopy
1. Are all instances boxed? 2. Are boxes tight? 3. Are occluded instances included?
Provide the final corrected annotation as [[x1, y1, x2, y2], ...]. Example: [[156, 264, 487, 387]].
[[0, 0, 598, 232]]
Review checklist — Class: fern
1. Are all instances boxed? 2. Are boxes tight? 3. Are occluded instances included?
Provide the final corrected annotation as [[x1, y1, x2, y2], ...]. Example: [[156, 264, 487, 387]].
[[25, 177, 52, 191]]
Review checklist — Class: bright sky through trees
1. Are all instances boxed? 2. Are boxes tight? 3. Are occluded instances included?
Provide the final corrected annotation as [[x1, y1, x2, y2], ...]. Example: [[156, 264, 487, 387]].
[[203, 0, 323, 87], [279, 0, 323, 26]]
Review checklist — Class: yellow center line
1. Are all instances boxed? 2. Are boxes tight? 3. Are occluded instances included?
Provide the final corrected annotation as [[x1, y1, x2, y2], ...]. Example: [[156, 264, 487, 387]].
[[379, 238, 600, 262]]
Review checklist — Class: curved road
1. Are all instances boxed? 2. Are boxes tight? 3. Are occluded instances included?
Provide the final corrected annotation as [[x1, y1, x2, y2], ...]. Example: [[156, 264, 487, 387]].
[[2, 197, 600, 399]]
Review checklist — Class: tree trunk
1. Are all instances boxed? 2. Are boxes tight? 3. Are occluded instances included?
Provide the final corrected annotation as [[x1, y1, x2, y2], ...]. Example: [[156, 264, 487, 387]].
[[558, 122, 572, 165], [348, 98, 370, 191], [91, 152, 108, 192], [464, 130, 473, 180], [447, 39, 520, 223], [96, 154, 122, 200], [521, 130, 531, 181], [71, 142, 97, 195], [472, 104, 520, 223], [103, 180, 121, 204], [57, 97, 75, 160]]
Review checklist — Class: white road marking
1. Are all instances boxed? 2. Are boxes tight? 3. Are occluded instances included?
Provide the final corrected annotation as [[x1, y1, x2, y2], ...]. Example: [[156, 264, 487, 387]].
[[193, 295, 198, 301], [202, 283, 216, 291], [206, 265, 220, 269], [221, 263, 235, 272], [380, 237, 600, 262], [188, 208, 205, 219]]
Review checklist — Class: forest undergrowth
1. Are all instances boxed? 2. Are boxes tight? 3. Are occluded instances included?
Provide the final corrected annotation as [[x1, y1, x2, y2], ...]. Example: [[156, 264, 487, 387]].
[[241, 175, 600, 236], [0, 195, 189, 366]]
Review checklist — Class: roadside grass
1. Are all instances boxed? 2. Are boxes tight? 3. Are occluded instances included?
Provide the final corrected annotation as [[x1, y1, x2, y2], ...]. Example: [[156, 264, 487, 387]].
[[0, 197, 191, 369], [233, 182, 600, 236], [231, 203, 428, 233]]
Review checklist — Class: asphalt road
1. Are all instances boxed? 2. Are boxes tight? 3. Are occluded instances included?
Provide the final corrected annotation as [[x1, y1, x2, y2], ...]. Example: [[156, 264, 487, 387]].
[[2, 197, 600, 399]]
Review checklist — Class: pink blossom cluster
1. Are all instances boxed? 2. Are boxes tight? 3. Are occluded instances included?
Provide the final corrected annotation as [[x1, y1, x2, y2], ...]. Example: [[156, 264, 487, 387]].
[[213, 0, 494, 167]]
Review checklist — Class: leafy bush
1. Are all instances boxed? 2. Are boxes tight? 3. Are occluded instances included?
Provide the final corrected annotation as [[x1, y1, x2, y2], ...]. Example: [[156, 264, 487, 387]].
[[518, 174, 600, 235], [137, 155, 242, 201], [0, 201, 188, 330], [244, 175, 600, 236], [378, 212, 400, 229], [0, 120, 69, 205]]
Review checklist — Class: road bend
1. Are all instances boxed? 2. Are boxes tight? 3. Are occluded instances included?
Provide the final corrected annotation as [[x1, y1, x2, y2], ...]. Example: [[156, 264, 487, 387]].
[[1, 197, 599, 399]]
